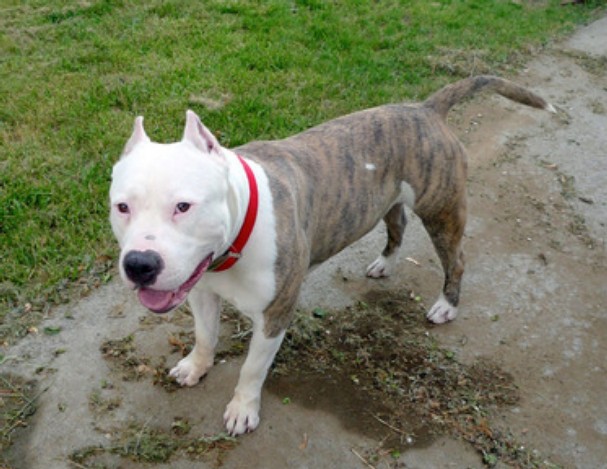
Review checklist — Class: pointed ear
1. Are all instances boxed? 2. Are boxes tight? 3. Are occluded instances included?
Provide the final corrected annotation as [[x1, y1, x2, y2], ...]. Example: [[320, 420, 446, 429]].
[[122, 116, 150, 157], [183, 110, 222, 155]]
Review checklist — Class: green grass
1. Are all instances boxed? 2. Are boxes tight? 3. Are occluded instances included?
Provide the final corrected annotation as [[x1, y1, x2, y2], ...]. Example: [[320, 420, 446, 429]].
[[0, 0, 605, 341]]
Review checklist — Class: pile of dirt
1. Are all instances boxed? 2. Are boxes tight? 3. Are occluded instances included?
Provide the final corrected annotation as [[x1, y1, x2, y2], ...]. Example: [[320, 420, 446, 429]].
[[269, 290, 551, 467]]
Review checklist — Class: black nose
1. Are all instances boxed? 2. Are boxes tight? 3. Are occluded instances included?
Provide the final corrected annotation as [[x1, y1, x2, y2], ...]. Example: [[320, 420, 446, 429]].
[[123, 250, 164, 287]]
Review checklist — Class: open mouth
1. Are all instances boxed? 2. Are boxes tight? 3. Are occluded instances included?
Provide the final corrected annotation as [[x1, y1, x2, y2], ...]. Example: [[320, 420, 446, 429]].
[[137, 253, 213, 314]]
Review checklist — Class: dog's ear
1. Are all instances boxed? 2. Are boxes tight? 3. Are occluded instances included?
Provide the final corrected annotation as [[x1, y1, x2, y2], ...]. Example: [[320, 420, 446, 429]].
[[122, 116, 150, 157], [183, 110, 224, 159]]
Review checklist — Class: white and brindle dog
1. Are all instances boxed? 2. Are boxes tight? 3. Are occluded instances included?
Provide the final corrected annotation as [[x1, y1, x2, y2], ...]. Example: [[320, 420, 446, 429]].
[[110, 75, 554, 435]]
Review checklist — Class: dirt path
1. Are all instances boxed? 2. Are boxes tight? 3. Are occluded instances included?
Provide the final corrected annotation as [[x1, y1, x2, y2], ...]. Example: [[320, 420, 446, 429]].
[[3, 15, 606, 469]]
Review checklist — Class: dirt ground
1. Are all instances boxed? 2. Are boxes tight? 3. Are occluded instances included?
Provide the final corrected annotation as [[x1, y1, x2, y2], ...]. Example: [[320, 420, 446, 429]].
[[2, 14, 606, 469]]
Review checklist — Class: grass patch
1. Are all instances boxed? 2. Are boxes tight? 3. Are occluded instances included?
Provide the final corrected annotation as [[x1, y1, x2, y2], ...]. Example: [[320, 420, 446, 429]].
[[70, 421, 237, 467], [1, 1, 605, 342]]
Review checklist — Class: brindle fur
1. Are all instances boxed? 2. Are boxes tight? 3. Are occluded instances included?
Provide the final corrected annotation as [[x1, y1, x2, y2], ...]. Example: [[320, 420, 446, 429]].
[[236, 75, 551, 337]]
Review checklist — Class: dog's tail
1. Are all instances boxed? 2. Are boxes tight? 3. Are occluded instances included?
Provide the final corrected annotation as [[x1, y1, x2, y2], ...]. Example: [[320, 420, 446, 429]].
[[423, 75, 556, 120]]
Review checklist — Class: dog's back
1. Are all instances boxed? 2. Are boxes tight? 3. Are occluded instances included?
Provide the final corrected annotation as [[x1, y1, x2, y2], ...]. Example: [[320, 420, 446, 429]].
[[239, 104, 464, 263], [238, 76, 554, 265]]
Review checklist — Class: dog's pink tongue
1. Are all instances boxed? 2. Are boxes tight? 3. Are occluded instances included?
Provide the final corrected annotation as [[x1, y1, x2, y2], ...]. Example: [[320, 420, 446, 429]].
[[135, 255, 213, 314], [138, 288, 175, 314]]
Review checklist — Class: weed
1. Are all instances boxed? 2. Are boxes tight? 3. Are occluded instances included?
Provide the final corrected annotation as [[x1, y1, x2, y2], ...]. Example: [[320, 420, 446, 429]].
[[69, 421, 237, 467], [100, 334, 154, 381], [118, 424, 178, 463], [88, 388, 122, 414], [0, 374, 38, 464]]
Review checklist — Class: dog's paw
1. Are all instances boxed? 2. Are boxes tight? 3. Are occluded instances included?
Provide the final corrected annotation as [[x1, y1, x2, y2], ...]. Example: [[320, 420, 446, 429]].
[[169, 352, 213, 387], [427, 295, 458, 324], [223, 395, 260, 436], [366, 255, 391, 278]]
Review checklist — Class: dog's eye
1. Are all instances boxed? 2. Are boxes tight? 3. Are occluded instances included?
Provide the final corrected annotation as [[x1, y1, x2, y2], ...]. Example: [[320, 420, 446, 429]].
[[175, 202, 191, 214], [117, 203, 130, 214]]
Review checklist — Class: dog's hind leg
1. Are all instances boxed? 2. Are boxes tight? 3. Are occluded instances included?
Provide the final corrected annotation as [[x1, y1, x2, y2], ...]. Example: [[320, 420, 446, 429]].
[[422, 203, 466, 324], [366, 203, 407, 278]]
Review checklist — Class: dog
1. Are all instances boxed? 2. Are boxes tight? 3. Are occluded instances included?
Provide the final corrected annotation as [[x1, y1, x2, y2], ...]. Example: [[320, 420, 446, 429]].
[[109, 75, 554, 436]]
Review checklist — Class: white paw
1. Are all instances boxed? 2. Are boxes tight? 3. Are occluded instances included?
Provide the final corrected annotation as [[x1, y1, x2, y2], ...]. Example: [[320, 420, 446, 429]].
[[366, 255, 391, 278], [223, 394, 260, 436], [169, 352, 213, 387], [426, 295, 458, 324]]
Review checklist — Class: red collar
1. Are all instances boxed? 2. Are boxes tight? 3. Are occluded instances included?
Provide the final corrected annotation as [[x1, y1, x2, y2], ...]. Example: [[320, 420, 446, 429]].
[[209, 155, 259, 272]]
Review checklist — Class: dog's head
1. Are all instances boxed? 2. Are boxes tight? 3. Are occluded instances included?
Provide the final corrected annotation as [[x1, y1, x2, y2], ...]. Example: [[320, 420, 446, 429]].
[[110, 111, 235, 313]]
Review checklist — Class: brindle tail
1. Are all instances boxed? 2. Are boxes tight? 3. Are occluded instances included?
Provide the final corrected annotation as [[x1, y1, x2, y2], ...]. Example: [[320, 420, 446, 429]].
[[423, 75, 556, 120]]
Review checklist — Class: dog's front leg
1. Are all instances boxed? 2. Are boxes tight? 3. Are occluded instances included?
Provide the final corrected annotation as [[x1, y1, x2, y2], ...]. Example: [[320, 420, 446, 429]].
[[224, 320, 285, 435], [169, 287, 220, 386]]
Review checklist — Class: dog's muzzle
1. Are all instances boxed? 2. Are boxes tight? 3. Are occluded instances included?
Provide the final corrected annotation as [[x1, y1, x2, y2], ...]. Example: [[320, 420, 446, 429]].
[[123, 250, 164, 287], [123, 252, 214, 314]]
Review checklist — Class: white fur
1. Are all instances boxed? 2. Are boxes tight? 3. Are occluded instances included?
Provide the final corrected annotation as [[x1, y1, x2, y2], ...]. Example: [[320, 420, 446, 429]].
[[399, 180, 416, 208], [203, 156, 284, 435], [110, 141, 237, 293], [193, 156, 281, 435], [366, 254, 394, 278], [111, 113, 281, 436], [223, 328, 285, 435], [426, 293, 458, 324], [169, 289, 220, 386]]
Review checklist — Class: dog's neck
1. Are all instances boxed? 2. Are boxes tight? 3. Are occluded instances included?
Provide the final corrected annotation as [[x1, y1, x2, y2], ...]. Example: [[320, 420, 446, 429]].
[[219, 150, 257, 265]]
